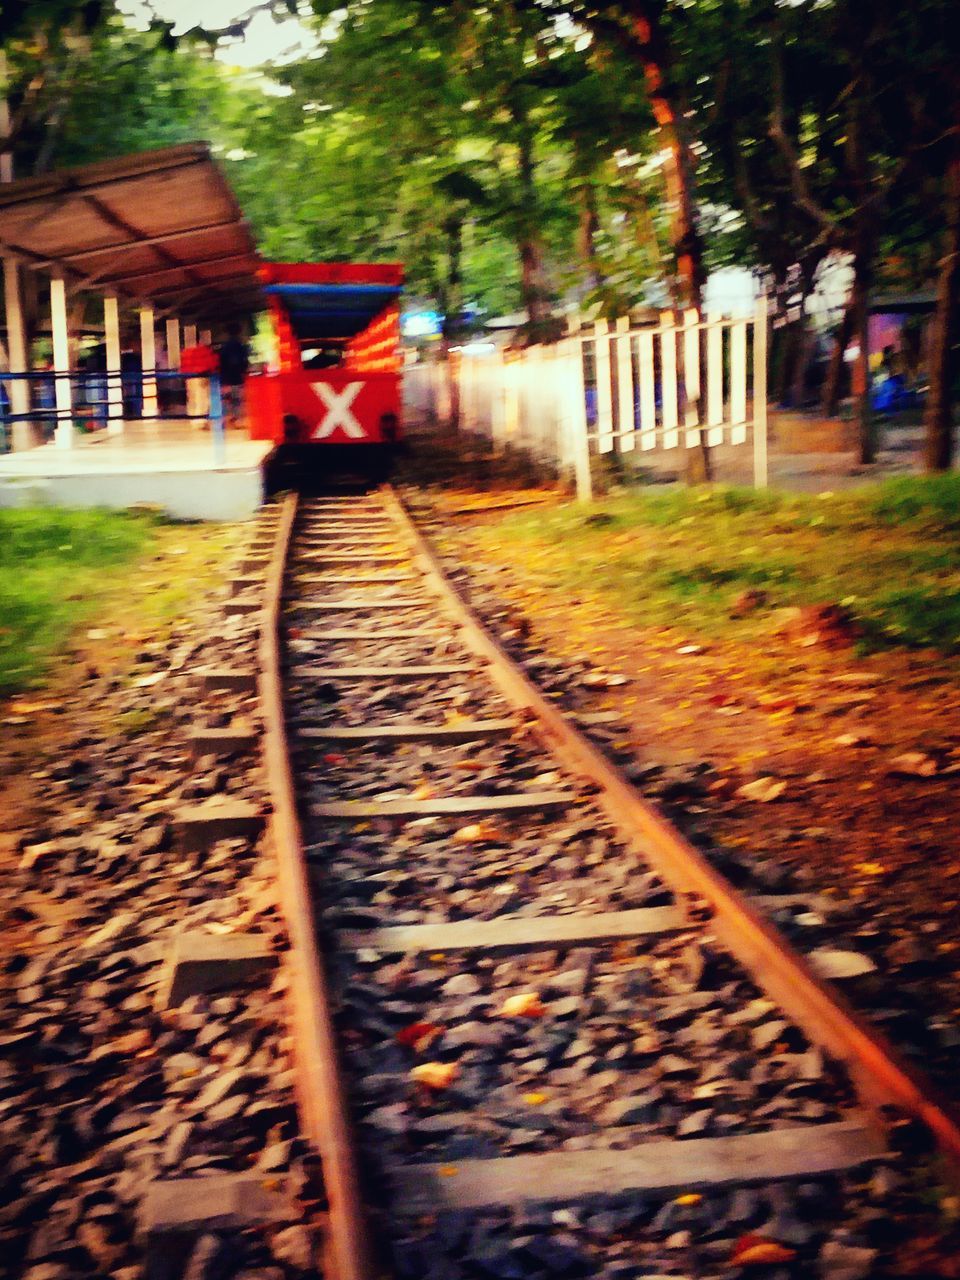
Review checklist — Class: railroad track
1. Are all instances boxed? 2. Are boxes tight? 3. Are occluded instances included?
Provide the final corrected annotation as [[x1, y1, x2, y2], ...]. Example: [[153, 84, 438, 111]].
[[258, 489, 960, 1280]]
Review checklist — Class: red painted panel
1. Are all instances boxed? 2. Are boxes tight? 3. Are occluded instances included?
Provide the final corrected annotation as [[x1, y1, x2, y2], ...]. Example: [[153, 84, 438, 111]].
[[245, 371, 283, 441], [250, 369, 401, 444], [259, 262, 404, 287]]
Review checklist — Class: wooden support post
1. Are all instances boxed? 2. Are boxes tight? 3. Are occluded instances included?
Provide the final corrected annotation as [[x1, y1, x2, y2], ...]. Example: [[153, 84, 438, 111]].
[[3, 257, 33, 448], [0, 51, 12, 186], [140, 305, 157, 420], [104, 293, 123, 432], [200, 328, 212, 346], [166, 317, 181, 370], [183, 323, 198, 348], [50, 273, 73, 449]]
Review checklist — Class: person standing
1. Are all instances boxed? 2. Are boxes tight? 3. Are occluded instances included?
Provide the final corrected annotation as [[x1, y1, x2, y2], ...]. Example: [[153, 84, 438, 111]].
[[181, 335, 217, 425], [218, 323, 250, 426]]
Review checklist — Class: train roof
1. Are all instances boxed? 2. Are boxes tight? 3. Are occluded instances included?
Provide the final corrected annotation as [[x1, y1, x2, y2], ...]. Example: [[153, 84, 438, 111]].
[[259, 261, 404, 341]]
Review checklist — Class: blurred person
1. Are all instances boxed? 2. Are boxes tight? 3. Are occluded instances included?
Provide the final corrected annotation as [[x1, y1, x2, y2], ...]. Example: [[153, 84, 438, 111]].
[[121, 343, 142, 419], [81, 342, 107, 425], [181, 335, 217, 425], [218, 323, 250, 426]]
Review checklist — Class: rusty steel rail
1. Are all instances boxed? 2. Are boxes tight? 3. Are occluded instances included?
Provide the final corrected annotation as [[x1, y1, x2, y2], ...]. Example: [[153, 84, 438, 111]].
[[385, 486, 960, 1181], [258, 492, 373, 1280]]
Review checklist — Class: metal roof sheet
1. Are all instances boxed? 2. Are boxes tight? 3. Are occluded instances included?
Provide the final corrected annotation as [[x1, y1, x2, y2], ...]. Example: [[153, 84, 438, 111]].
[[0, 142, 262, 322]]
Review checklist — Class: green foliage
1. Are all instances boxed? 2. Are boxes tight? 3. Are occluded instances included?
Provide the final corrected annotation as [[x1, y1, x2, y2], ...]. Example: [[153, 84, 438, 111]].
[[0, 508, 157, 692], [3, 0, 955, 384], [867, 474, 960, 530], [861, 588, 960, 652]]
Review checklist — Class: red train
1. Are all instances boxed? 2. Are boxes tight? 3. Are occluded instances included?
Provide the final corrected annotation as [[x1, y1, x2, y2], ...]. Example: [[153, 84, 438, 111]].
[[247, 261, 404, 473]]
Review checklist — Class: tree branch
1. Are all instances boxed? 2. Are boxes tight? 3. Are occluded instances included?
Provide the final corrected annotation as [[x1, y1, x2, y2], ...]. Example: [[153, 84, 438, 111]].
[[767, 36, 847, 244]]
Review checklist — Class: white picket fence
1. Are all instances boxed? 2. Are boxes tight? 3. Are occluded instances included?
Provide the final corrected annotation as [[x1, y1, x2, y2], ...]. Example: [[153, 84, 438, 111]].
[[404, 304, 768, 498]]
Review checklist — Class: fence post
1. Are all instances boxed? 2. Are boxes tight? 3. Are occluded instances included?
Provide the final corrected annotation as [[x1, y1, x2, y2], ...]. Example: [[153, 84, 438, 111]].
[[564, 333, 592, 502], [753, 297, 768, 488], [210, 374, 226, 467], [638, 327, 656, 451], [683, 308, 701, 447], [660, 311, 679, 449], [616, 316, 635, 453], [706, 318, 724, 446], [730, 318, 748, 445], [595, 319, 614, 454]]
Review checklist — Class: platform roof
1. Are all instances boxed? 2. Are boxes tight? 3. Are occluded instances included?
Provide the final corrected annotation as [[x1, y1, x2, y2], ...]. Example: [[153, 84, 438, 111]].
[[0, 143, 262, 322]]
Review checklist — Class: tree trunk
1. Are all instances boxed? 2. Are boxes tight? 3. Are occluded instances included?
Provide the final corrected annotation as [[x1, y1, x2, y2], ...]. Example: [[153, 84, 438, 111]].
[[511, 116, 550, 335], [789, 271, 815, 409], [620, 1, 708, 480], [821, 297, 855, 417], [441, 216, 464, 431], [850, 258, 875, 464], [924, 149, 960, 471], [577, 185, 604, 291], [519, 238, 548, 329], [772, 323, 796, 406], [621, 0, 705, 312]]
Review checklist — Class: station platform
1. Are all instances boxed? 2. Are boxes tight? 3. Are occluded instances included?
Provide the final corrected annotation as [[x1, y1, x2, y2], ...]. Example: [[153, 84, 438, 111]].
[[0, 423, 274, 521]]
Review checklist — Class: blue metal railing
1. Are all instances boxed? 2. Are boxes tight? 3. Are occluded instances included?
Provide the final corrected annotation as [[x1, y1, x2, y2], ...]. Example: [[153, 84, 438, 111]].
[[0, 368, 228, 466]]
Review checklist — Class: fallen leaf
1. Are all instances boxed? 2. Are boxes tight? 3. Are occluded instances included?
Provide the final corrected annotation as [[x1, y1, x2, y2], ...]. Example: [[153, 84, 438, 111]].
[[9, 699, 61, 714], [809, 948, 878, 980], [410, 1062, 459, 1090], [522, 1092, 548, 1106], [133, 672, 165, 688], [853, 861, 886, 876], [453, 821, 500, 844], [397, 1021, 443, 1052], [412, 783, 436, 800], [737, 777, 787, 803], [499, 992, 546, 1019], [117, 1028, 152, 1052], [674, 1193, 701, 1206], [729, 1234, 797, 1266], [889, 751, 939, 777]]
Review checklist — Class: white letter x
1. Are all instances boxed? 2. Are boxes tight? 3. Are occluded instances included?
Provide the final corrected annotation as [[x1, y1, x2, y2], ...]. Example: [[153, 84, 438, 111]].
[[312, 381, 365, 439]]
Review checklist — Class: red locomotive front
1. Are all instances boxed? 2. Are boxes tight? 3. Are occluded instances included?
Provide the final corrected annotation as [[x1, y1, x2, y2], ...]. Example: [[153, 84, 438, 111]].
[[247, 261, 404, 456]]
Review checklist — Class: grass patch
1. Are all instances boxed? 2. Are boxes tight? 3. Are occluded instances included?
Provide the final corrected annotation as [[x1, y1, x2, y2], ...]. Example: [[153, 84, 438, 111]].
[[0, 508, 162, 693], [455, 475, 960, 653]]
